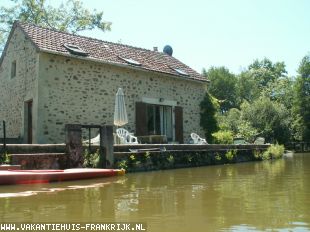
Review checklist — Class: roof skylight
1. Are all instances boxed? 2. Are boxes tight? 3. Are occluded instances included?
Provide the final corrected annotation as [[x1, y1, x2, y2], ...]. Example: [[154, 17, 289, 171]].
[[119, 56, 141, 66], [63, 43, 88, 56], [173, 68, 189, 76]]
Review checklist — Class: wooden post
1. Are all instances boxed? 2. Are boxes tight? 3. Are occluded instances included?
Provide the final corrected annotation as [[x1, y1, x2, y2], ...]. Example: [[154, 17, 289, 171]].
[[3, 121, 6, 150], [101, 125, 114, 168], [65, 124, 83, 168], [301, 142, 304, 152]]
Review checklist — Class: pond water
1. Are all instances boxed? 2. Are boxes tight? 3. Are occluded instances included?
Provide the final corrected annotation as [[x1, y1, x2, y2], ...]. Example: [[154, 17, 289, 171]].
[[0, 153, 309, 232]]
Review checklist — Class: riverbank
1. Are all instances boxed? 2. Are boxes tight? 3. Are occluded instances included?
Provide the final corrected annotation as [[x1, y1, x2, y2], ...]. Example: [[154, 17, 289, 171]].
[[113, 143, 283, 172], [0, 143, 285, 172]]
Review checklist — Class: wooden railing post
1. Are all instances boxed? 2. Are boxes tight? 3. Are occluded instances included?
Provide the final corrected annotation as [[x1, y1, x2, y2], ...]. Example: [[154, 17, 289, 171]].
[[65, 124, 83, 168], [2, 120, 6, 151], [101, 125, 114, 168]]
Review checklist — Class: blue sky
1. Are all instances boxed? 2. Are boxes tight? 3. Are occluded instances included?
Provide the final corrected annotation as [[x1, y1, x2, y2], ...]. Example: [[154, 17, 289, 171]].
[[5, 0, 310, 76]]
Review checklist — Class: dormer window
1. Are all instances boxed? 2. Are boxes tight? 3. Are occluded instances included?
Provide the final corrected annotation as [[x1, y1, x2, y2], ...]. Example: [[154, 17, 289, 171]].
[[11, 60, 16, 78], [63, 43, 88, 56], [118, 56, 141, 66]]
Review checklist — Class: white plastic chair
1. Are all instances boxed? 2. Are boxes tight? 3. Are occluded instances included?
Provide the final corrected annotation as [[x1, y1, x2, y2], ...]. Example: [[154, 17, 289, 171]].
[[116, 128, 138, 144], [254, 137, 265, 145], [191, 133, 208, 144]]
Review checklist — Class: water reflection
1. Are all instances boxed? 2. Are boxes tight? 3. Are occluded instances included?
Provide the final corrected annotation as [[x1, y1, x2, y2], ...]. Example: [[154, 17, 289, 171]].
[[0, 153, 310, 231]]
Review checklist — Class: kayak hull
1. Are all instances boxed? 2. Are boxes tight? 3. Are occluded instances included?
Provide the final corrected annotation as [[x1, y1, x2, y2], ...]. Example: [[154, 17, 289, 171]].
[[0, 168, 125, 185]]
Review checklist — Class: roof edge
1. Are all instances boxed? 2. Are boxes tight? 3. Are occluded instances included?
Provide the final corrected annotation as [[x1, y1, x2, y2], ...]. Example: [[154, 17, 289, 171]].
[[15, 21, 41, 51], [0, 21, 40, 66], [1, 21, 209, 83], [17, 21, 158, 55], [17, 21, 208, 81], [39, 48, 209, 83], [0, 21, 18, 66]]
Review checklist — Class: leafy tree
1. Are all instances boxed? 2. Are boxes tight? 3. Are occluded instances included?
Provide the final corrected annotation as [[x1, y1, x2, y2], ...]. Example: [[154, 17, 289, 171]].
[[240, 97, 291, 144], [235, 71, 260, 104], [0, 0, 111, 50], [261, 76, 295, 109], [248, 58, 287, 88], [236, 121, 258, 142], [203, 58, 295, 145], [212, 130, 233, 144], [235, 58, 290, 104], [203, 67, 237, 113], [217, 108, 241, 133], [293, 55, 310, 141], [219, 97, 291, 144], [217, 106, 259, 142], [200, 92, 219, 143]]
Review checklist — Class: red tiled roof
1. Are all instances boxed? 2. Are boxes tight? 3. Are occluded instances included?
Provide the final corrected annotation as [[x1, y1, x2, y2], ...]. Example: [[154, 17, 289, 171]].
[[16, 21, 207, 82]]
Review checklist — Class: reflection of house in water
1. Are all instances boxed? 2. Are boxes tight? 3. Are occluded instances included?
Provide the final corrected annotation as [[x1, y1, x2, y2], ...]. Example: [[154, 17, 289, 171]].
[[0, 21, 208, 144], [113, 172, 208, 221]]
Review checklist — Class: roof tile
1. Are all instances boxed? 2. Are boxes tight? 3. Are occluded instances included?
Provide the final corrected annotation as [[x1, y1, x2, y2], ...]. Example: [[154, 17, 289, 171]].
[[17, 22, 207, 82]]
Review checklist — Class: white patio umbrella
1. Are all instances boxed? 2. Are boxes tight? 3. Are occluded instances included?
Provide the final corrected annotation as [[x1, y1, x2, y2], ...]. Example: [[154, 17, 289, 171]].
[[113, 88, 128, 127]]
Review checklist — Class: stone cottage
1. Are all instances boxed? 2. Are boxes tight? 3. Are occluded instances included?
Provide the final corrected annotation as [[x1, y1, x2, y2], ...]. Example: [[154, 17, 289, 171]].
[[0, 21, 208, 144]]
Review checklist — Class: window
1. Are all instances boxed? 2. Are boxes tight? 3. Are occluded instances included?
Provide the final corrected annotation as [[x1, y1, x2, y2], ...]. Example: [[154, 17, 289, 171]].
[[11, 60, 16, 78], [135, 102, 183, 143], [173, 68, 189, 76], [118, 56, 141, 66], [147, 104, 173, 141], [63, 43, 88, 56]]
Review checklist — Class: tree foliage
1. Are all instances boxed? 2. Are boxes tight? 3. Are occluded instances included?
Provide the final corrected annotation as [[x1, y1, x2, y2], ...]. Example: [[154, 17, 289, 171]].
[[200, 92, 219, 143], [248, 58, 287, 88], [240, 97, 291, 144], [235, 71, 260, 104], [212, 130, 233, 144], [261, 77, 295, 109], [293, 55, 310, 140], [0, 0, 111, 50], [203, 66, 237, 112], [202, 57, 300, 145]]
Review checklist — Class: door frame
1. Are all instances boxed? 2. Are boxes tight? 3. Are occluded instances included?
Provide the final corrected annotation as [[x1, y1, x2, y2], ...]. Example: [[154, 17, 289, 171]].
[[140, 97, 178, 142], [24, 99, 33, 144]]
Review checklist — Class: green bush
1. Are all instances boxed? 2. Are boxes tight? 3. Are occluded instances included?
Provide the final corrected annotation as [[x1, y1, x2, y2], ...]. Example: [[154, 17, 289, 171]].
[[83, 149, 100, 168], [212, 130, 234, 144], [253, 149, 263, 159], [140, 151, 151, 164], [200, 92, 219, 143], [225, 150, 237, 161], [0, 152, 11, 165], [215, 153, 222, 161], [262, 151, 271, 160], [262, 143, 285, 160], [167, 154, 174, 163], [117, 160, 128, 170]]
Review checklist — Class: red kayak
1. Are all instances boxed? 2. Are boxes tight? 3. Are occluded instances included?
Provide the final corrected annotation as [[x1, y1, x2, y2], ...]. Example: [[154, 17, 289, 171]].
[[0, 168, 125, 185]]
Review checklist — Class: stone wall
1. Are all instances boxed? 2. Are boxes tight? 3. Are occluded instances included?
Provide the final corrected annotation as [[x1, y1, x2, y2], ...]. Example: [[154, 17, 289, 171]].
[[114, 149, 269, 173], [4, 144, 271, 170], [0, 28, 207, 144], [37, 53, 207, 144], [0, 27, 39, 141], [112, 144, 272, 172], [11, 153, 67, 170]]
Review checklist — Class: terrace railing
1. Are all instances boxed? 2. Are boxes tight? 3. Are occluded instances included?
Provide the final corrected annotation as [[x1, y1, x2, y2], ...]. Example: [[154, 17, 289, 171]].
[[65, 124, 114, 168], [286, 142, 310, 153], [0, 120, 6, 152]]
